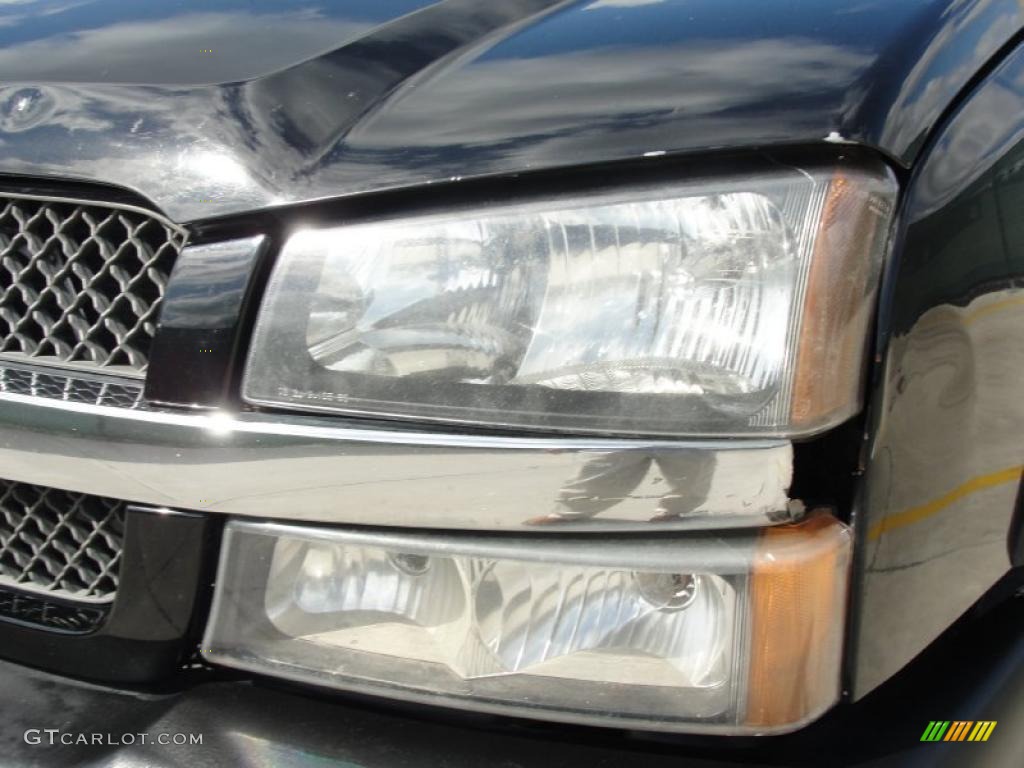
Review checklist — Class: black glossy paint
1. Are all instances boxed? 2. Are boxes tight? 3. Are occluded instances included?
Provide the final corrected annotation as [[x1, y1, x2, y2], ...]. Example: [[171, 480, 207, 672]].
[[852, 41, 1024, 696], [0, 0, 1021, 223], [146, 236, 268, 408], [0, 506, 215, 683], [1010, 477, 1024, 567], [0, 0, 439, 85]]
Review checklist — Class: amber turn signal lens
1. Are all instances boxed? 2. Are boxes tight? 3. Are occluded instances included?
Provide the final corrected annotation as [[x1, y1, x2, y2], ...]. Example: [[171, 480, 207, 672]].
[[790, 172, 893, 429], [746, 514, 852, 729]]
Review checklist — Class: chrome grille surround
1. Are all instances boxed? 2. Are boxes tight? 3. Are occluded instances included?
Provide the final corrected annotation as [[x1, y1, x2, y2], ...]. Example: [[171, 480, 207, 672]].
[[0, 479, 126, 603], [0, 192, 186, 377]]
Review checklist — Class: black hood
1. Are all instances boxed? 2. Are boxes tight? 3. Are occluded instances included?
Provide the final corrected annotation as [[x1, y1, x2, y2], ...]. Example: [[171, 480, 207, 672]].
[[0, 0, 1019, 222], [0, 0, 447, 85]]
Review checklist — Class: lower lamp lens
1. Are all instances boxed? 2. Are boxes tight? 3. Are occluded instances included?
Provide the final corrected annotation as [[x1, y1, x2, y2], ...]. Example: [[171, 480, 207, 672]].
[[204, 517, 850, 733]]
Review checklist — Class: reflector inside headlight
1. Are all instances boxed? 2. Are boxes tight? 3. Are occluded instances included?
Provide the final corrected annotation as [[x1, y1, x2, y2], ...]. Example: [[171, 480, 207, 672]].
[[204, 516, 851, 733], [244, 164, 895, 435]]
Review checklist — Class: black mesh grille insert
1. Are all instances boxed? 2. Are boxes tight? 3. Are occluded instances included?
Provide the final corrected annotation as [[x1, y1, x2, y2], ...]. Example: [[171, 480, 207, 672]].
[[0, 479, 126, 602], [0, 194, 185, 375]]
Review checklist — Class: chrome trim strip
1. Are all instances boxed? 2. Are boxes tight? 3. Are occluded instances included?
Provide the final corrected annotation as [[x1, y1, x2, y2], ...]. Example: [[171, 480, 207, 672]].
[[0, 390, 793, 531]]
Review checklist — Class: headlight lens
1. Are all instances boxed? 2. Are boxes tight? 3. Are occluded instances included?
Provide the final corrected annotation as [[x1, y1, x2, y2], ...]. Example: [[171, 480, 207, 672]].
[[244, 165, 895, 435], [204, 515, 851, 733]]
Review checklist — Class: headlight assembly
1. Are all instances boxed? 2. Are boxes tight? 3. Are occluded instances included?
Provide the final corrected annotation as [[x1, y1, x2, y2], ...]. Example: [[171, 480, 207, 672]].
[[244, 164, 895, 436], [217, 161, 884, 730]]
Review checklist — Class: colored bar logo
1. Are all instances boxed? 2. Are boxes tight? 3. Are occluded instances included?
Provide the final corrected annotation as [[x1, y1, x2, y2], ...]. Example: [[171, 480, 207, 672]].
[[920, 721, 996, 742]]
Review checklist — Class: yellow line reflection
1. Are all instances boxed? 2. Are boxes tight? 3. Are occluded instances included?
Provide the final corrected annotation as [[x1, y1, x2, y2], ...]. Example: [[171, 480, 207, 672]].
[[868, 465, 1022, 541]]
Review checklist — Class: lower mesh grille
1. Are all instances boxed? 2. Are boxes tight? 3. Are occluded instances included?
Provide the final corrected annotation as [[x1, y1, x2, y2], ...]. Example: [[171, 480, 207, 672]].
[[0, 479, 125, 603], [0, 363, 146, 409], [0, 585, 107, 632]]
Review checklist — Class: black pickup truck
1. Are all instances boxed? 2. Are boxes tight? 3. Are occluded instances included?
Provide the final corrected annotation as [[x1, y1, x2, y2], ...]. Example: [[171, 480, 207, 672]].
[[0, 1, 1022, 766]]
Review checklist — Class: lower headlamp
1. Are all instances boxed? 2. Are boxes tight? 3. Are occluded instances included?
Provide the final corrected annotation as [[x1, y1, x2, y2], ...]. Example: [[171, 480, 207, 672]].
[[204, 515, 850, 733]]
